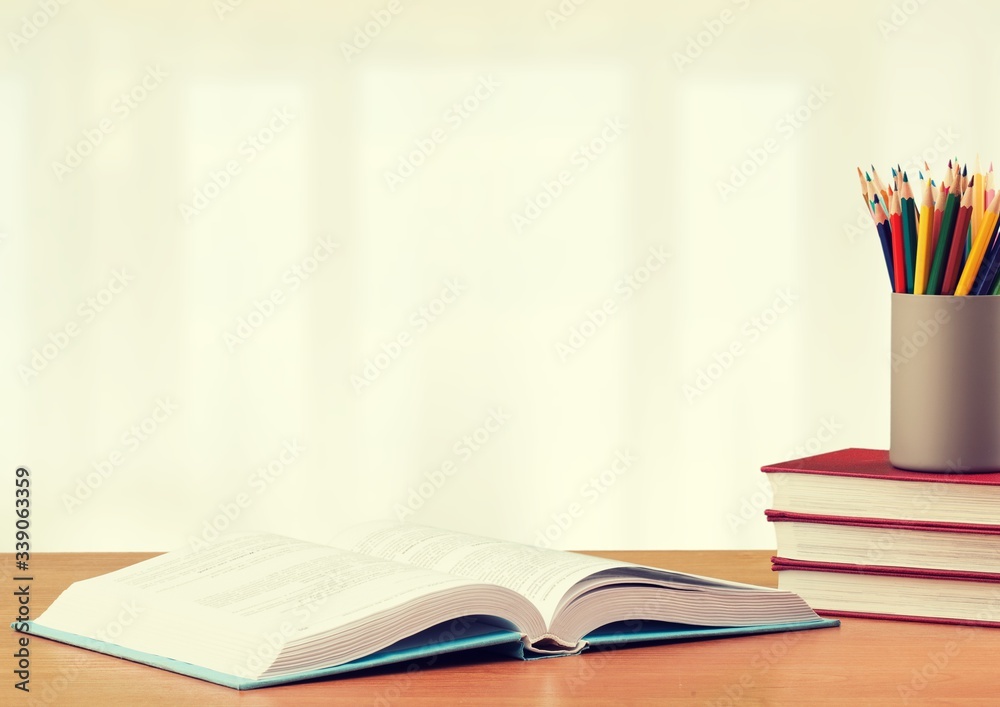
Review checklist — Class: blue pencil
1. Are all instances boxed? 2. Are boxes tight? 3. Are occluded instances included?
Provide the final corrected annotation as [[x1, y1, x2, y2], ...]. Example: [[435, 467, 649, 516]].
[[873, 197, 894, 287], [971, 219, 1000, 295]]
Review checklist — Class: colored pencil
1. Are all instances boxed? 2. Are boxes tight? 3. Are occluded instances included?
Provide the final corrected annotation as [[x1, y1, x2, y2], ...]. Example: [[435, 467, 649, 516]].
[[913, 177, 934, 294], [929, 169, 950, 262], [963, 165, 972, 256], [873, 198, 894, 287], [900, 173, 919, 293], [941, 182, 974, 295], [872, 167, 890, 209], [926, 175, 961, 296], [890, 190, 906, 293], [955, 190, 1000, 296], [858, 160, 1000, 295], [971, 222, 1000, 295], [973, 156, 985, 245], [858, 167, 873, 217], [867, 178, 880, 216]]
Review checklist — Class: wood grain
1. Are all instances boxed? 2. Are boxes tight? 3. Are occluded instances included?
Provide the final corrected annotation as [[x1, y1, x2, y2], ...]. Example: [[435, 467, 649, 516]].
[[4, 550, 1000, 705]]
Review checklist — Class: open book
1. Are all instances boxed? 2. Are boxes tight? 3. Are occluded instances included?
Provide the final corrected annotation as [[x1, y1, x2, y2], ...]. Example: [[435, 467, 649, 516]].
[[25, 522, 837, 689]]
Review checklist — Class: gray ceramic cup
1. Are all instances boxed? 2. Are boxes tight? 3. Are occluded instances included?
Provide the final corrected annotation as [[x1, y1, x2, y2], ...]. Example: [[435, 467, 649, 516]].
[[890, 293, 1000, 472]]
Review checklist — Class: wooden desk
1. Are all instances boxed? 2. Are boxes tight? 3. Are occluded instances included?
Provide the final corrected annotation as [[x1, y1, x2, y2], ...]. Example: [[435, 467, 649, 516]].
[[3, 550, 998, 705]]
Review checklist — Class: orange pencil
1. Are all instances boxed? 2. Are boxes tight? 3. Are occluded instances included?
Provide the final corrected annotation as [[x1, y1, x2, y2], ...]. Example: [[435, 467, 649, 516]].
[[858, 167, 873, 217]]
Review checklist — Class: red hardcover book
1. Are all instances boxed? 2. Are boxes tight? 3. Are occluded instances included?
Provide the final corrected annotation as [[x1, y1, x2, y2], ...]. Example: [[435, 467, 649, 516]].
[[771, 557, 1000, 627], [761, 448, 1000, 525]]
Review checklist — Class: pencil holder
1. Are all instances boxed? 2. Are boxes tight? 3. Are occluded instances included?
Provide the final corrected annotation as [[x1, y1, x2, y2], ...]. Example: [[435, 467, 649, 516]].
[[890, 293, 1000, 472]]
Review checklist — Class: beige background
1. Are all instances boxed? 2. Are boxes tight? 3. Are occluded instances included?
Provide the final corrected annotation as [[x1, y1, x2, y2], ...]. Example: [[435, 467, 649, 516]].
[[1, 0, 985, 550]]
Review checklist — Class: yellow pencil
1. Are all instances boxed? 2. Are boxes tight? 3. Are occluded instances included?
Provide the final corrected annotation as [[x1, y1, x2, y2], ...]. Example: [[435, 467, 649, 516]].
[[956, 189, 1000, 296], [973, 155, 985, 242], [914, 177, 934, 294], [924, 161, 938, 204]]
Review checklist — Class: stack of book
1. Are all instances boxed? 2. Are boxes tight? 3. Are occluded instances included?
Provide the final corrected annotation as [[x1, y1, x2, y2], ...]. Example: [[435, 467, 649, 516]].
[[763, 447, 1000, 626]]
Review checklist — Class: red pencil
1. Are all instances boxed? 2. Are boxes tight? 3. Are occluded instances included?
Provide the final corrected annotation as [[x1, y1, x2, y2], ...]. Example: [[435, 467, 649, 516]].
[[930, 170, 949, 262], [889, 190, 906, 293], [941, 181, 975, 295]]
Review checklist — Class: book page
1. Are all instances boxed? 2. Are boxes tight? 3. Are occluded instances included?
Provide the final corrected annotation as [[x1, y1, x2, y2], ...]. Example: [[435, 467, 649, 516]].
[[109, 533, 478, 627], [34, 532, 490, 677], [330, 521, 631, 627]]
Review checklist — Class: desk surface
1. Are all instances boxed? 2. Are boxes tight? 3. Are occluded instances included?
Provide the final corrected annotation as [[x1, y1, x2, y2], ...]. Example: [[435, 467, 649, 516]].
[[3, 550, 998, 706]]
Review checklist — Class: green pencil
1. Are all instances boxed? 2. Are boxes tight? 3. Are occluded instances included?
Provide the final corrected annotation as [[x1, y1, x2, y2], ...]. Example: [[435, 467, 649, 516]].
[[900, 173, 919, 293], [927, 188, 961, 295]]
